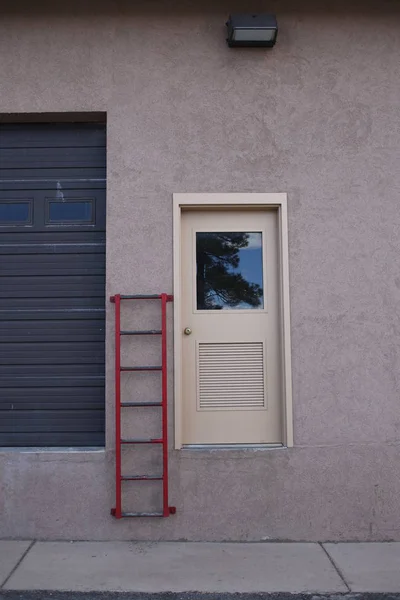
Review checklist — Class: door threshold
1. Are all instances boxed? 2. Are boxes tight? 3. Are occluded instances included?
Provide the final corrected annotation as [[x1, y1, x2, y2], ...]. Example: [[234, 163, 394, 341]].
[[182, 443, 284, 450]]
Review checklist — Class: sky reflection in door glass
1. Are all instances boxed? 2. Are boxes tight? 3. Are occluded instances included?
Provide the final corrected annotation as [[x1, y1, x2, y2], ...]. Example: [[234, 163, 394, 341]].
[[196, 232, 264, 310]]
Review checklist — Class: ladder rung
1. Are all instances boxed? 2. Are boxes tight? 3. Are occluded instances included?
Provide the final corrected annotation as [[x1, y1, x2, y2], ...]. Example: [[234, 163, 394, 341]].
[[121, 438, 163, 444], [121, 402, 162, 407], [120, 295, 162, 300], [121, 475, 163, 481], [121, 366, 162, 371], [120, 330, 162, 335], [121, 512, 164, 517]]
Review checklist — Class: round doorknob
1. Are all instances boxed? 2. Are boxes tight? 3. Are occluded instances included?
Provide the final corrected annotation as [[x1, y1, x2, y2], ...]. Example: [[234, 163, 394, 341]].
[[184, 327, 192, 335]]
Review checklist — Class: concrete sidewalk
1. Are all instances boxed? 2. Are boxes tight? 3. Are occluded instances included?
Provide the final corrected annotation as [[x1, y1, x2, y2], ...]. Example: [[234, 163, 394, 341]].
[[1, 540, 400, 594]]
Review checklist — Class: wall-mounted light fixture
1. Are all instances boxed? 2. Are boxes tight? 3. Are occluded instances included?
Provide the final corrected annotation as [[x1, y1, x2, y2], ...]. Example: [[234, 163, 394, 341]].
[[226, 14, 278, 48]]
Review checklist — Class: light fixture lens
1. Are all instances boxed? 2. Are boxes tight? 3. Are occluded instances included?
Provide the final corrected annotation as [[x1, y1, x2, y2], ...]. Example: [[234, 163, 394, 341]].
[[232, 29, 276, 42], [226, 14, 278, 47]]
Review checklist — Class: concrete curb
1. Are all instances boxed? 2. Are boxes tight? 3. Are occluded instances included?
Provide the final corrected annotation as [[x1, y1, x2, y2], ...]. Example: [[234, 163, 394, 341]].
[[2, 593, 400, 600]]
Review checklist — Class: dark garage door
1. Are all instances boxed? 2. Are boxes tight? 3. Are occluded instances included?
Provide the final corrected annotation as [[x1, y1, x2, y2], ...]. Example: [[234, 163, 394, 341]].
[[0, 123, 106, 446]]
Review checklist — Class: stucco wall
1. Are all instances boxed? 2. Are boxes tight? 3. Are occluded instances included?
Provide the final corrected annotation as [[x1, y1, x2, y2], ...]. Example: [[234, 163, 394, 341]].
[[1, 0, 400, 541]]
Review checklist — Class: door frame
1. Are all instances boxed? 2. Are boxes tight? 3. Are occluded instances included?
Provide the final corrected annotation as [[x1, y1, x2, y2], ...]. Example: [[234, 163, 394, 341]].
[[173, 193, 293, 449]]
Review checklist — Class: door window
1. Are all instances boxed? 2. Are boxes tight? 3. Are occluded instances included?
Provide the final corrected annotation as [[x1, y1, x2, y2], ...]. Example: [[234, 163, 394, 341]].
[[196, 231, 264, 310]]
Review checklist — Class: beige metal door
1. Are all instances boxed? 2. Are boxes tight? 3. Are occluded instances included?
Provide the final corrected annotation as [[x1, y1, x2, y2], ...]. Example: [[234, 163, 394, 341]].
[[181, 209, 282, 445]]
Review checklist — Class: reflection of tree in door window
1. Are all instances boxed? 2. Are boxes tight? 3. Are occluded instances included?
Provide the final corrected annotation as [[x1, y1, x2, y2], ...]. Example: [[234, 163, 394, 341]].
[[196, 232, 264, 310]]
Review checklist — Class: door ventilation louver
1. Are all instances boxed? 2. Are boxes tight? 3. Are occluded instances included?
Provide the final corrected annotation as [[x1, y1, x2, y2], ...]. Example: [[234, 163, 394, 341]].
[[198, 342, 265, 410]]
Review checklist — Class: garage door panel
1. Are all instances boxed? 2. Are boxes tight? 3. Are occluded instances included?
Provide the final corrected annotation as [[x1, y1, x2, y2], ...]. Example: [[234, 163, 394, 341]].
[[0, 180, 106, 193], [1, 254, 105, 268], [1, 311, 105, 321], [0, 363, 105, 377], [0, 431, 105, 447], [0, 167, 106, 182], [0, 375, 104, 388], [0, 266, 105, 277], [0, 411, 105, 434], [0, 230, 105, 243], [0, 123, 106, 148], [0, 341, 105, 364], [0, 275, 105, 298], [0, 242, 106, 255], [0, 146, 106, 169], [0, 122, 106, 446], [0, 190, 105, 232], [0, 319, 105, 342], [1, 262, 105, 278], [0, 387, 104, 410], [0, 297, 105, 310]]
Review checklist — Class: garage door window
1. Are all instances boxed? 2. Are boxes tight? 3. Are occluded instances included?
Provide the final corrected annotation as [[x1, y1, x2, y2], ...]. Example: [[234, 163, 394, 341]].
[[47, 199, 95, 224], [0, 200, 32, 225]]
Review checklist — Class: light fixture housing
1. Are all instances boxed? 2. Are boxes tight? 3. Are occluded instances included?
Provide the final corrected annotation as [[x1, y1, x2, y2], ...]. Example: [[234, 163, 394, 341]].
[[226, 13, 278, 48]]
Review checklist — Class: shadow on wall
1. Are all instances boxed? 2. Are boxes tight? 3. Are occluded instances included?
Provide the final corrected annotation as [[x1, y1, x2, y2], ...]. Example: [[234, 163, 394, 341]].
[[0, 0, 399, 17]]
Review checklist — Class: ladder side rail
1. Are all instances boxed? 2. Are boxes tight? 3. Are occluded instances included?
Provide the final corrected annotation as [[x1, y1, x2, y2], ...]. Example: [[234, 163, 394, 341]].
[[161, 293, 170, 517], [114, 294, 122, 518]]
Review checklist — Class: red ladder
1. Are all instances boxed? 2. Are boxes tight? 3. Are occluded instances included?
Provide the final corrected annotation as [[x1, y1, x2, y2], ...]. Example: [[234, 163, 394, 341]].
[[110, 293, 176, 518]]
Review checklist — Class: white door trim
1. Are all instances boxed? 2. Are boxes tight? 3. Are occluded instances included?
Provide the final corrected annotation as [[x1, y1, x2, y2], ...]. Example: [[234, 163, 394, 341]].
[[173, 193, 293, 449]]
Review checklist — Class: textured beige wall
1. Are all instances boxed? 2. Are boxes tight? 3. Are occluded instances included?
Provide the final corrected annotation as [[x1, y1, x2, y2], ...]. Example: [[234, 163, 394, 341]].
[[1, 0, 400, 541]]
